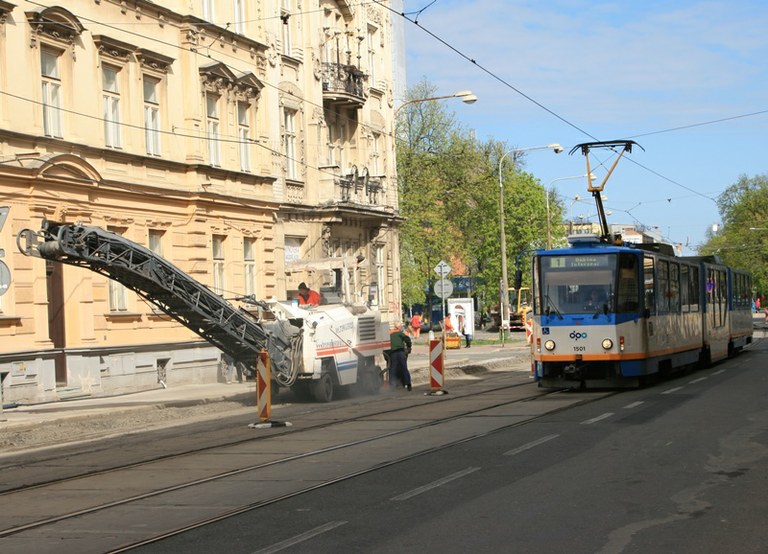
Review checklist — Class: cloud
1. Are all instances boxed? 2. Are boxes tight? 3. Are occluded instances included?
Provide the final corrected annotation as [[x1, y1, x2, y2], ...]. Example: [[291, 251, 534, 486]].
[[405, 0, 768, 127]]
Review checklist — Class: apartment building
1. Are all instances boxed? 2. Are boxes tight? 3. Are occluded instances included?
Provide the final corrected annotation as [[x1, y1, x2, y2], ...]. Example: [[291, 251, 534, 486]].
[[0, 1, 401, 403]]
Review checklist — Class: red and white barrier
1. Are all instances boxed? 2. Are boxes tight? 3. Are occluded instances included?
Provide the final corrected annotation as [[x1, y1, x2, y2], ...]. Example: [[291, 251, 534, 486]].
[[248, 351, 291, 428], [525, 315, 533, 345], [429, 338, 445, 393], [257, 350, 271, 422]]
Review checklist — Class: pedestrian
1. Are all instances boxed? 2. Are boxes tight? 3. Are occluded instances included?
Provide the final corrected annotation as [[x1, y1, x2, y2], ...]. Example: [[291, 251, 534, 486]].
[[409, 312, 422, 339], [388, 322, 412, 391], [757, 297, 762, 311], [444, 311, 454, 333], [461, 313, 473, 348]]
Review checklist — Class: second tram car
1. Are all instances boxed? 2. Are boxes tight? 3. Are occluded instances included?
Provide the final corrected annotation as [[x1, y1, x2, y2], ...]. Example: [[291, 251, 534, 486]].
[[531, 236, 753, 389]]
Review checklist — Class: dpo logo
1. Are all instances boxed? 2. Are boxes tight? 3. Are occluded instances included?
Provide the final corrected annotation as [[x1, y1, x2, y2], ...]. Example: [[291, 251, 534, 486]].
[[569, 331, 588, 340]]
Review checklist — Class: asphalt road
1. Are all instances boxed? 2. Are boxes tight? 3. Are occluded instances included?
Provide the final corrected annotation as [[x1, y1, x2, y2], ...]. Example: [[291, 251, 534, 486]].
[[140, 340, 768, 554]]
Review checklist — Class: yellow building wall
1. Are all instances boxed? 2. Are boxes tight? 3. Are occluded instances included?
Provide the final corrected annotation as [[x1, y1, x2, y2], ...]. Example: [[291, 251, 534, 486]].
[[0, 0, 401, 403]]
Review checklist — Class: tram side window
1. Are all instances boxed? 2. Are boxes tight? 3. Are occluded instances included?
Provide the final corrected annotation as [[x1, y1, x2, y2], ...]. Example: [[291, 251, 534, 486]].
[[718, 269, 727, 326], [707, 268, 727, 328], [689, 266, 699, 312], [733, 272, 752, 309], [669, 262, 680, 313], [616, 253, 640, 312], [681, 265, 690, 312], [644, 256, 655, 314], [731, 272, 739, 309], [657, 259, 670, 313]]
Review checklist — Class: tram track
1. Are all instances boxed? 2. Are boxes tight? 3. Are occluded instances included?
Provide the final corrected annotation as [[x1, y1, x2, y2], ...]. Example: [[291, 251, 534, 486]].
[[0, 375, 533, 493], [0, 375, 617, 552]]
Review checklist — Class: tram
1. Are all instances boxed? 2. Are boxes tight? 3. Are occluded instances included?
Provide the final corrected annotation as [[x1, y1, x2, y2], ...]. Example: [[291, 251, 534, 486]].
[[530, 238, 753, 388], [530, 141, 753, 389]]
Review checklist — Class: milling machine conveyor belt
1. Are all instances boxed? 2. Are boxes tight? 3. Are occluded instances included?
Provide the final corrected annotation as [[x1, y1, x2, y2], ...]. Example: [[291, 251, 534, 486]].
[[18, 220, 302, 384]]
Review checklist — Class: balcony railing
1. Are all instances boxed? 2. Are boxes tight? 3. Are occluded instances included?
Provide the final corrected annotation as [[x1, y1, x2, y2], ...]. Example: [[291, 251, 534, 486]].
[[337, 166, 384, 206], [321, 62, 367, 104]]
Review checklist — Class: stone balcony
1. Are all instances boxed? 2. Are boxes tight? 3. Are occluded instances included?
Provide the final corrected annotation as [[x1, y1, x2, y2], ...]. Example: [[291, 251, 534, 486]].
[[321, 62, 367, 107]]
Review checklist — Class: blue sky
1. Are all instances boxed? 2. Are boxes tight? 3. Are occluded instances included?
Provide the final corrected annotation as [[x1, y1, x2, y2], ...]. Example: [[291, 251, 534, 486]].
[[402, 0, 768, 254]]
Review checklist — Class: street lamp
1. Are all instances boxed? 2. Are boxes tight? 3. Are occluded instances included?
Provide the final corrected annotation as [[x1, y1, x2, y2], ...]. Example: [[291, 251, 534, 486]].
[[394, 90, 478, 118], [546, 174, 595, 249], [498, 144, 563, 344]]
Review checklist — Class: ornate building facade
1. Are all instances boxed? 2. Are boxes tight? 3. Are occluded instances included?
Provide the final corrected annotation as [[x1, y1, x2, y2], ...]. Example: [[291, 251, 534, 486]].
[[0, 1, 401, 403]]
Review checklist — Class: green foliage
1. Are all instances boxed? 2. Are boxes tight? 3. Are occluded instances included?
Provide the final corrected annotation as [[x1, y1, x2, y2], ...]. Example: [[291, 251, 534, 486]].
[[396, 81, 562, 308], [699, 174, 768, 295]]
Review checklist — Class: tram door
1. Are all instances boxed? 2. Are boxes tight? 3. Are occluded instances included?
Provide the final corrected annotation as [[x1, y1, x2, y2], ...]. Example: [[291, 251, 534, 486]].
[[46, 260, 67, 385]]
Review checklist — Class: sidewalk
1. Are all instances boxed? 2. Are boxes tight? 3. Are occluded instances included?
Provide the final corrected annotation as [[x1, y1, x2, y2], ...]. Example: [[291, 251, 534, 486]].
[[0, 330, 531, 434]]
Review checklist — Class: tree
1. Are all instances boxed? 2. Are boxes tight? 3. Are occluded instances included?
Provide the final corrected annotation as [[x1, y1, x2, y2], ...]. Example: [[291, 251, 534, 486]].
[[395, 81, 562, 314], [699, 174, 768, 295]]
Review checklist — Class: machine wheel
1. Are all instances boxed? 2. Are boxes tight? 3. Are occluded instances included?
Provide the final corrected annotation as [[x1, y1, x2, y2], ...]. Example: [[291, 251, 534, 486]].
[[360, 367, 383, 395], [292, 381, 313, 402], [313, 373, 334, 403]]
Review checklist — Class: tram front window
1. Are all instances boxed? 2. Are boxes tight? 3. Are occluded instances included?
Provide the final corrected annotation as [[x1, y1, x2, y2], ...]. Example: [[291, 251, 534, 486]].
[[537, 253, 639, 315]]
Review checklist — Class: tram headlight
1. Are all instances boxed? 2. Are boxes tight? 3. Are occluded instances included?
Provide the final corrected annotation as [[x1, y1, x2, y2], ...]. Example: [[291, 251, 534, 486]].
[[544, 340, 556, 351], [601, 338, 613, 350]]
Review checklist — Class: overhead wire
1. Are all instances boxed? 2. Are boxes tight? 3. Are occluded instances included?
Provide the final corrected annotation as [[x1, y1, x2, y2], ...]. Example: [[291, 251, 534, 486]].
[[19, 0, 762, 249], [378, 0, 755, 247]]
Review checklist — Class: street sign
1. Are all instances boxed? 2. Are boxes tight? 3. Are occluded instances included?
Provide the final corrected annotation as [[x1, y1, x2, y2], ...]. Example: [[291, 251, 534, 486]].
[[434, 278, 453, 299], [434, 260, 451, 277]]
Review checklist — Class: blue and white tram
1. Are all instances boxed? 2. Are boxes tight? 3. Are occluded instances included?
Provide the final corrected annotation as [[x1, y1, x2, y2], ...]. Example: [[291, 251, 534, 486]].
[[531, 236, 752, 389]]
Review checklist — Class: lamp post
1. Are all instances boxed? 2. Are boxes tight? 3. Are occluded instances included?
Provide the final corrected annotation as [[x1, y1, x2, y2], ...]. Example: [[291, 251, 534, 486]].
[[394, 90, 478, 118], [546, 174, 595, 249], [498, 144, 563, 344]]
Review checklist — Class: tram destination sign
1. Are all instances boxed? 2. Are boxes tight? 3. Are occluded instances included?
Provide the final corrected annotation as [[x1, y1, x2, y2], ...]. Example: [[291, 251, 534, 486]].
[[545, 255, 612, 269]]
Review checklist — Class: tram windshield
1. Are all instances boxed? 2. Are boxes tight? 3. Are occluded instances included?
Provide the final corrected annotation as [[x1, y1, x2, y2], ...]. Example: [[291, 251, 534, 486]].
[[535, 252, 640, 315]]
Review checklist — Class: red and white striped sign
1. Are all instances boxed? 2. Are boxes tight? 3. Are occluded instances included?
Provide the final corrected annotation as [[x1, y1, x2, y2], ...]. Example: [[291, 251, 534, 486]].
[[429, 338, 445, 391], [257, 350, 271, 422]]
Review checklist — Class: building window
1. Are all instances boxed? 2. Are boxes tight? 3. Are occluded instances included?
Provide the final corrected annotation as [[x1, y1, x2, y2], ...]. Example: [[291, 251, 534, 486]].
[[327, 119, 336, 167], [202, 0, 215, 22], [367, 26, 377, 86], [375, 244, 385, 307], [244, 238, 256, 297], [371, 132, 381, 175], [281, 0, 292, 56], [284, 236, 303, 265], [283, 108, 297, 179], [233, 0, 245, 34], [148, 229, 164, 256], [102, 65, 122, 148], [212, 235, 225, 295], [108, 227, 128, 311], [206, 93, 221, 167], [41, 48, 62, 138], [238, 101, 251, 172], [143, 76, 161, 156], [328, 117, 345, 170]]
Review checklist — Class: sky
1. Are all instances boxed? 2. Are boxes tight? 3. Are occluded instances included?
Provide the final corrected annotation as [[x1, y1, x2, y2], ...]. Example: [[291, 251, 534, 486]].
[[401, 0, 768, 255]]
